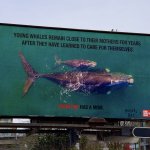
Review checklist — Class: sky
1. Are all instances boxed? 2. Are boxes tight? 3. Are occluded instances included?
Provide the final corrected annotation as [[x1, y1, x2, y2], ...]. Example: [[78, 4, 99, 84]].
[[0, 0, 150, 34]]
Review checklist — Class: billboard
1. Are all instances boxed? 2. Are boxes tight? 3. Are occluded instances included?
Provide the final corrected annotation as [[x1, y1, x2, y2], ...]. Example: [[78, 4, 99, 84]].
[[0, 23, 150, 119]]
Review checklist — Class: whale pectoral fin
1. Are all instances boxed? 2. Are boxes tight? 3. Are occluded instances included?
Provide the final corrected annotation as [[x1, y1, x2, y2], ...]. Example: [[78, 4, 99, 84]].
[[23, 77, 34, 96], [105, 68, 110, 73], [106, 91, 111, 95]]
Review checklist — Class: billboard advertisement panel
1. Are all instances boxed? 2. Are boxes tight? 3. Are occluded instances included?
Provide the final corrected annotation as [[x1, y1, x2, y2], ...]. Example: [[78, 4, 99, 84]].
[[0, 23, 149, 119]]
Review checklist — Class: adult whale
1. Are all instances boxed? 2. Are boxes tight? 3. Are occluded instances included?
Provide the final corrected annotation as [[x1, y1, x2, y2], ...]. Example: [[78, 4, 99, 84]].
[[19, 51, 134, 96]]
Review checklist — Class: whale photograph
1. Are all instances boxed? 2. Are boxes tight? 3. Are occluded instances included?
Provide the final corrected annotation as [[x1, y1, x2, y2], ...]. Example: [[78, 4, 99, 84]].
[[19, 51, 134, 96]]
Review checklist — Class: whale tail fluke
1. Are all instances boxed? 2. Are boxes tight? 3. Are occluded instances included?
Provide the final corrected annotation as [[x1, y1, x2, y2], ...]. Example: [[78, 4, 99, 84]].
[[19, 51, 40, 96]]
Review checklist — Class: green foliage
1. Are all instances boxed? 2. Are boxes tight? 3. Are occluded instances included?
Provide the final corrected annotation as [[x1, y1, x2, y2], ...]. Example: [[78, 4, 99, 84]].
[[79, 135, 88, 150], [31, 133, 70, 150], [107, 142, 123, 150], [26, 134, 104, 150], [19, 134, 125, 150], [79, 135, 103, 150]]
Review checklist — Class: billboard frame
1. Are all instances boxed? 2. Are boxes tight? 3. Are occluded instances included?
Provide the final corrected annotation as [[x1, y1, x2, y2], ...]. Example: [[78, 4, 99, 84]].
[[0, 23, 150, 121]]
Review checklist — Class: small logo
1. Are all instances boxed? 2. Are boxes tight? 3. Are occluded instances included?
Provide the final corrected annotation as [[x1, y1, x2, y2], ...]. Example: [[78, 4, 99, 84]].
[[143, 110, 150, 117]]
